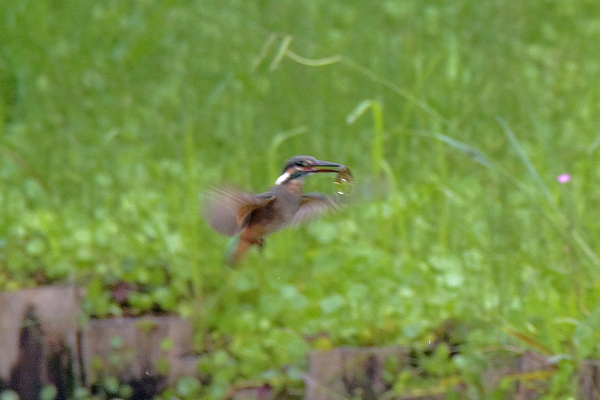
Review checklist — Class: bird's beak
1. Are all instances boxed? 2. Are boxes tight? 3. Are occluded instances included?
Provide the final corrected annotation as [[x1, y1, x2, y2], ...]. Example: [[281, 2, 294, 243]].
[[301, 160, 347, 174]]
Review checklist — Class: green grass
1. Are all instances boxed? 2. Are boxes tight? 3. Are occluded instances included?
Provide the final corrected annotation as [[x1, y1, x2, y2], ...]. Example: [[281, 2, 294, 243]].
[[2, 0, 600, 398]]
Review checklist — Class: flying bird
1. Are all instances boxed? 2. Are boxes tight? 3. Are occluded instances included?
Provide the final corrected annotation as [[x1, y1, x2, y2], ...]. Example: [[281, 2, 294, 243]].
[[203, 155, 352, 265]]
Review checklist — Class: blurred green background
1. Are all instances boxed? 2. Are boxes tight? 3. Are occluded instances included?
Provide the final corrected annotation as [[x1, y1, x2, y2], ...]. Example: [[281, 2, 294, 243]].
[[2, 0, 600, 398]]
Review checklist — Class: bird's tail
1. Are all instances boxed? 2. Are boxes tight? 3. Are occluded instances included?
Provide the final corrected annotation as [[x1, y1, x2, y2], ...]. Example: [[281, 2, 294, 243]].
[[225, 236, 265, 266], [225, 236, 252, 266]]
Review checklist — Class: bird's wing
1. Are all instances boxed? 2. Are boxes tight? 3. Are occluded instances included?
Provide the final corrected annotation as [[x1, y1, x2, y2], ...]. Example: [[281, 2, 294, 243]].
[[202, 187, 275, 236], [289, 193, 340, 226]]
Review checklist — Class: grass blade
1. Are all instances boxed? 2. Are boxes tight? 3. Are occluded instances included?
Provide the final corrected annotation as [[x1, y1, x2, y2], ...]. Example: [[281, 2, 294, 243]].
[[497, 116, 554, 205], [347, 99, 384, 177], [424, 131, 493, 169]]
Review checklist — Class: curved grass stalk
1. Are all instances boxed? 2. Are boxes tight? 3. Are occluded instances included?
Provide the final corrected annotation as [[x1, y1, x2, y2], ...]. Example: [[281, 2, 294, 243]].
[[251, 33, 277, 72], [278, 44, 446, 125], [285, 50, 343, 67], [269, 35, 293, 71]]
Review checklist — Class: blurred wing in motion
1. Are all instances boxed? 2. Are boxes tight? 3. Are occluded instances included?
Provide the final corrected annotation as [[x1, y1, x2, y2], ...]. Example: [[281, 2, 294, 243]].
[[289, 193, 340, 226], [202, 186, 275, 236]]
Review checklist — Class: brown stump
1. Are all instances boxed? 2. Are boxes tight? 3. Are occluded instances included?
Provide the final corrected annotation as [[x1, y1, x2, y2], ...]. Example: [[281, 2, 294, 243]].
[[580, 360, 600, 400], [306, 346, 414, 400], [0, 286, 80, 400], [80, 315, 198, 393]]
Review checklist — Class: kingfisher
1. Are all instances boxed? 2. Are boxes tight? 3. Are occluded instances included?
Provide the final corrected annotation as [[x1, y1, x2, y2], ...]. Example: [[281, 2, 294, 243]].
[[203, 155, 352, 265]]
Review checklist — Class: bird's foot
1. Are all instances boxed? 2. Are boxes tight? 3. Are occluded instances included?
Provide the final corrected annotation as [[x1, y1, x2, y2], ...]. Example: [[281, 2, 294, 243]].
[[250, 238, 265, 251]]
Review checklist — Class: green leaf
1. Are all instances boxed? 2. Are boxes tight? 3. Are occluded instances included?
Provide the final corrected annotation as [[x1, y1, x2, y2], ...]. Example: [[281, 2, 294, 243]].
[[232, 269, 259, 292], [176, 376, 201, 397], [26, 237, 46, 256], [320, 294, 345, 314], [152, 286, 177, 310], [0, 391, 19, 400], [103, 376, 119, 394]]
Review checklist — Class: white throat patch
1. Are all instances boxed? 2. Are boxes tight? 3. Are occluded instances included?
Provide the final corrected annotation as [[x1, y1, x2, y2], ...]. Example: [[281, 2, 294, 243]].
[[275, 171, 291, 185]]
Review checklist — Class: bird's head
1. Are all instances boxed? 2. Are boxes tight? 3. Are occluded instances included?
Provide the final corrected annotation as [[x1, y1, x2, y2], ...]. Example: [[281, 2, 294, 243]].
[[275, 156, 347, 185]]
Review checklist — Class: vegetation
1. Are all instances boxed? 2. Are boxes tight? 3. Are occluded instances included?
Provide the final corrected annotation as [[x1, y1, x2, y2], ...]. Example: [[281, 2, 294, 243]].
[[2, 0, 600, 398]]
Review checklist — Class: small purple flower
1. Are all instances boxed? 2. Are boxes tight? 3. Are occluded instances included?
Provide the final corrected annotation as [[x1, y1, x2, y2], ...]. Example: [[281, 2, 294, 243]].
[[557, 173, 571, 184]]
